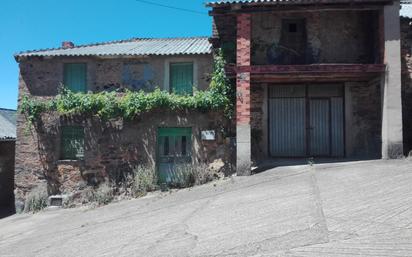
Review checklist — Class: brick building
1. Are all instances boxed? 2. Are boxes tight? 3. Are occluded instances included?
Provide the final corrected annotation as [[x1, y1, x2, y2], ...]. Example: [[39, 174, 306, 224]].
[[13, 0, 412, 206], [208, 0, 410, 174]]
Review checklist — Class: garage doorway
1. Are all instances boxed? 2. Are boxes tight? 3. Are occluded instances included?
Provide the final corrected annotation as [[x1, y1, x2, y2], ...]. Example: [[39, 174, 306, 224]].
[[269, 84, 344, 157]]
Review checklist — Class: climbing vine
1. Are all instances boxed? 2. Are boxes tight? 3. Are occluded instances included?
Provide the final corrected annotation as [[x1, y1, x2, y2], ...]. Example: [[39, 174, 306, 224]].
[[20, 49, 233, 124]]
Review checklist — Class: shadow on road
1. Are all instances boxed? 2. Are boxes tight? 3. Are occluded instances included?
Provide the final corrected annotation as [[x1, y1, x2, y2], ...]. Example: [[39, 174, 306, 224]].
[[252, 157, 380, 174]]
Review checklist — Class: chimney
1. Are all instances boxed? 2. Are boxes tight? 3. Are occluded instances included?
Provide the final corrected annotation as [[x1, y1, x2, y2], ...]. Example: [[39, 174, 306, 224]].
[[62, 41, 75, 49]]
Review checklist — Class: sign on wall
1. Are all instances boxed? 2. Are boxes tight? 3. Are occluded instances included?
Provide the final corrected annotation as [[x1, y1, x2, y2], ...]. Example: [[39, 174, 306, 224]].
[[201, 130, 216, 141]]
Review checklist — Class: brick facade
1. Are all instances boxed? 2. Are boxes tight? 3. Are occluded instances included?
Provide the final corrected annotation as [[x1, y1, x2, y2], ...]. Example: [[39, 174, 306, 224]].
[[236, 14, 252, 125]]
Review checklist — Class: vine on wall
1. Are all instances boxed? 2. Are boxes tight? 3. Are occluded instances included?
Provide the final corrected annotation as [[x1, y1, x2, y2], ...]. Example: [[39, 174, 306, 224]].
[[20, 50, 234, 125]]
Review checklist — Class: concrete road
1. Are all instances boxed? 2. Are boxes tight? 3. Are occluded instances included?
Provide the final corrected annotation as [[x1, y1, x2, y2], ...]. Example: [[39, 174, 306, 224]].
[[0, 159, 412, 257]]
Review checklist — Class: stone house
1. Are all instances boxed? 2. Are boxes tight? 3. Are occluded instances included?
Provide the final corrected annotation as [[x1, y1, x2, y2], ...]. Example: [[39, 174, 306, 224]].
[[13, 0, 412, 205], [14, 37, 232, 204], [0, 108, 16, 216], [208, 0, 411, 174]]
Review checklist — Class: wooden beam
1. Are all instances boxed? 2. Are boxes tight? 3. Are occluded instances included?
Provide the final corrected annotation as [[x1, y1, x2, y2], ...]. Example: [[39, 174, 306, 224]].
[[234, 64, 386, 74], [209, 3, 387, 16]]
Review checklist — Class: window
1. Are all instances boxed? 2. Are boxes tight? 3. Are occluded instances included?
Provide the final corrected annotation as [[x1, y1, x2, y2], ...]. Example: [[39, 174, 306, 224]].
[[60, 126, 85, 160], [63, 63, 87, 92], [157, 128, 192, 184], [169, 62, 194, 95]]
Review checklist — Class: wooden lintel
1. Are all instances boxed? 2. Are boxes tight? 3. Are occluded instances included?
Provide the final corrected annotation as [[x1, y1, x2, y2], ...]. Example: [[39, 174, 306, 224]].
[[251, 74, 378, 83], [234, 64, 386, 74]]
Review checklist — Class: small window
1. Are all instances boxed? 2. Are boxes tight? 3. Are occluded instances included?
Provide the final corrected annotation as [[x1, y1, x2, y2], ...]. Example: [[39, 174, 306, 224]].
[[60, 126, 85, 160], [64, 63, 87, 93], [170, 62, 194, 95]]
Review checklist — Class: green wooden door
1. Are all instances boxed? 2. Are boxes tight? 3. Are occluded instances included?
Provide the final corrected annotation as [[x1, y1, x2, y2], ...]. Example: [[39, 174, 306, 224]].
[[64, 63, 87, 93], [157, 128, 192, 184], [170, 62, 193, 95]]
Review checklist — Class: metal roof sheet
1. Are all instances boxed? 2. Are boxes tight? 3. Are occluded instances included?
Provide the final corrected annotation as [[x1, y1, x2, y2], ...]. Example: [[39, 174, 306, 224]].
[[15, 37, 212, 59], [0, 109, 16, 141], [208, 0, 396, 6]]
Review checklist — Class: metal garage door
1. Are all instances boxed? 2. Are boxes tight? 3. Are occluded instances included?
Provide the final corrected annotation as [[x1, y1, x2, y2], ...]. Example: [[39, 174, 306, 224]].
[[269, 84, 344, 157]]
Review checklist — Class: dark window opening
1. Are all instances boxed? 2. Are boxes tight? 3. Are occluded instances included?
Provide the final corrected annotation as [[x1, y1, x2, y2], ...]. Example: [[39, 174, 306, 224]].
[[182, 136, 187, 156], [289, 23, 297, 33], [164, 137, 169, 156]]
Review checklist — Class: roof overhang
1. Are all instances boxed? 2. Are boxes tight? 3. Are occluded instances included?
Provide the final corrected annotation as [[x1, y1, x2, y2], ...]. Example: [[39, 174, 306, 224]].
[[208, 0, 395, 7], [14, 37, 212, 62], [208, 0, 396, 15], [0, 138, 16, 142]]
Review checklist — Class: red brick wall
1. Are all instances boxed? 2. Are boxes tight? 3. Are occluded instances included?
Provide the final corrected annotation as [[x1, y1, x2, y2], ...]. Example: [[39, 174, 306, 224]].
[[236, 14, 251, 126]]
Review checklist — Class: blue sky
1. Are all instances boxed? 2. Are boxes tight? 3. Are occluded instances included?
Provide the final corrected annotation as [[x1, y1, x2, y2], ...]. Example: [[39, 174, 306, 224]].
[[0, 0, 212, 110], [1, 2, 412, 110]]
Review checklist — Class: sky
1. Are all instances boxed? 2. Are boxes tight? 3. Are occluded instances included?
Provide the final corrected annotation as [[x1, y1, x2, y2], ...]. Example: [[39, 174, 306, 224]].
[[1, 2, 412, 111], [0, 0, 212, 110]]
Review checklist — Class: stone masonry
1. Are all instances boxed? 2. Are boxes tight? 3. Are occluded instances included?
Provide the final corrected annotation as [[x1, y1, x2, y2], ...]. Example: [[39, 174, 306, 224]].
[[14, 54, 232, 205]]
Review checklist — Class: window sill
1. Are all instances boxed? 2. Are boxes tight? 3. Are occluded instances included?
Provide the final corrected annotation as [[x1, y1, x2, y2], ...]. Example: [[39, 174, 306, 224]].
[[56, 160, 84, 165]]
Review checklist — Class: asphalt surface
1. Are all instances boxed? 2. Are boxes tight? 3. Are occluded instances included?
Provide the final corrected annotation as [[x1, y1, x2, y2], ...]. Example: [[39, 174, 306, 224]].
[[0, 159, 411, 257]]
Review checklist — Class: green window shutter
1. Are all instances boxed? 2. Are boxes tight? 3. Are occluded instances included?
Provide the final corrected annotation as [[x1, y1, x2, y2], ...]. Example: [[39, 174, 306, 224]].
[[64, 63, 87, 93], [170, 62, 194, 95], [61, 126, 85, 160]]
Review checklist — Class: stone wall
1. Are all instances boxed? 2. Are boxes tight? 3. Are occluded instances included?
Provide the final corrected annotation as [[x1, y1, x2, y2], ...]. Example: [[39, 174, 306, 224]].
[[0, 141, 15, 214], [251, 10, 379, 65], [251, 84, 266, 160], [15, 54, 231, 204], [15, 110, 229, 202], [212, 15, 237, 64], [345, 80, 382, 158], [18, 54, 212, 94]]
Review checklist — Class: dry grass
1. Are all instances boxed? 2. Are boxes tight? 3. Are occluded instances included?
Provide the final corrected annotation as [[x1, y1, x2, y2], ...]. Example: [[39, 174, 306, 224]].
[[24, 184, 48, 213]]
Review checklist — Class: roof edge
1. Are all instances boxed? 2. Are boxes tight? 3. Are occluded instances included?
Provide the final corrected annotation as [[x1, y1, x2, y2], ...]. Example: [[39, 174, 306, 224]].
[[207, 0, 394, 7], [0, 108, 17, 112], [14, 36, 211, 59]]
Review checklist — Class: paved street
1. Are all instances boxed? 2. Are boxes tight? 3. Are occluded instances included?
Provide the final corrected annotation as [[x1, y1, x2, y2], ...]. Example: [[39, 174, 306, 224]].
[[0, 159, 412, 257]]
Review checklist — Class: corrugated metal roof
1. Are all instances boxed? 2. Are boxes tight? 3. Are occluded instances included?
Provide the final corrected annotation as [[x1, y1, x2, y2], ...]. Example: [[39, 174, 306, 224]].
[[0, 109, 16, 141], [208, 0, 394, 6], [15, 37, 212, 59]]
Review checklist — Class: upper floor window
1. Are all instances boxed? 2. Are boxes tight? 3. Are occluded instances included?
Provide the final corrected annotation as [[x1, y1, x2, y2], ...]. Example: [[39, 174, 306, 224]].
[[60, 126, 85, 160], [64, 63, 87, 93], [169, 62, 194, 95], [279, 19, 307, 65]]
